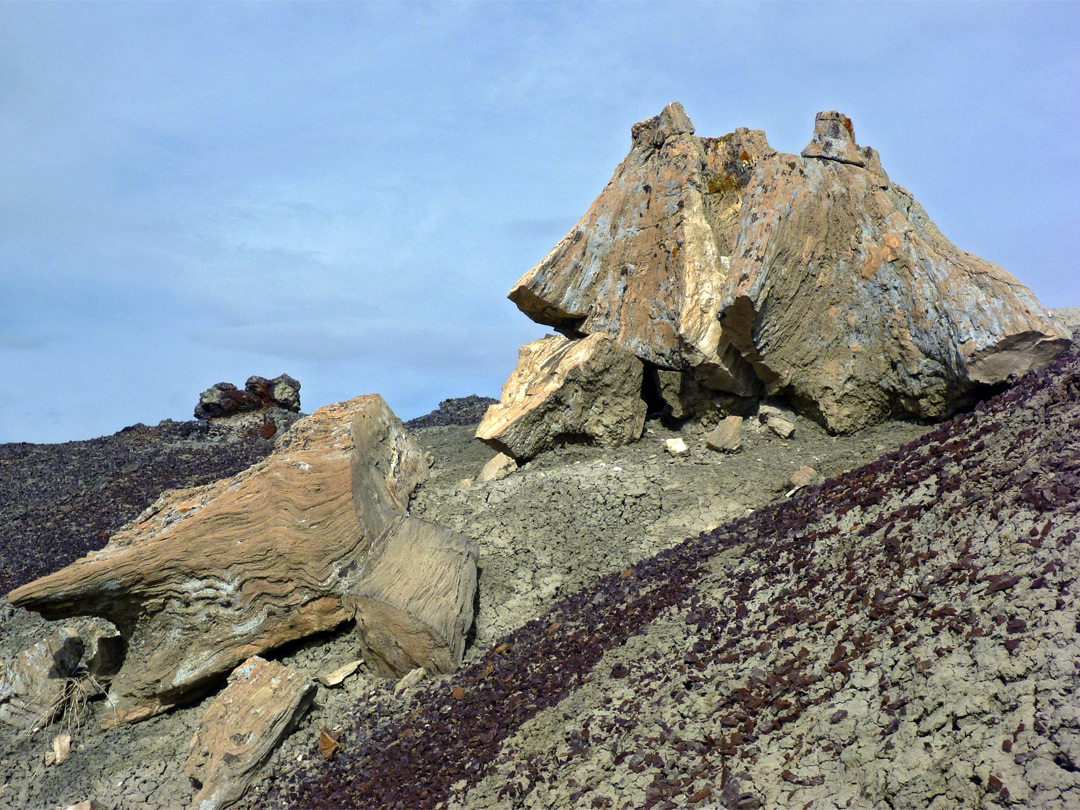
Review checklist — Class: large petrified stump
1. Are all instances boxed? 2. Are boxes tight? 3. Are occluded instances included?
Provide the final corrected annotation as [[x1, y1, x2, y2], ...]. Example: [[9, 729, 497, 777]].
[[507, 104, 1070, 433], [7, 394, 477, 726], [475, 332, 647, 460]]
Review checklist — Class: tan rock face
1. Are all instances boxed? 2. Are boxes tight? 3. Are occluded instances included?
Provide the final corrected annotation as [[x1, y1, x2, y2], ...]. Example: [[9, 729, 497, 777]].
[[475, 333, 647, 460], [508, 103, 768, 397], [185, 656, 316, 810], [346, 516, 478, 679], [6, 395, 462, 726], [508, 104, 1069, 433]]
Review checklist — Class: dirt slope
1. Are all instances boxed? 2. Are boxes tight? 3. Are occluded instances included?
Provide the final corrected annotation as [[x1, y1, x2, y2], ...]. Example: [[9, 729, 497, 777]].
[[249, 346, 1080, 810]]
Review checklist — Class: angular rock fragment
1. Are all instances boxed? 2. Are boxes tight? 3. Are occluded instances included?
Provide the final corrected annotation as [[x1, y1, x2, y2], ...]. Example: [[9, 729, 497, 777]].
[[185, 656, 316, 810], [789, 465, 820, 491], [0, 628, 83, 731], [476, 333, 647, 460], [479, 452, 518, 483], [7, 394, 461, 726], [707, 416, 743, 453], [317, 660, 364, 688], [345, 516, 478, 679], [665, 437, 689, 457]]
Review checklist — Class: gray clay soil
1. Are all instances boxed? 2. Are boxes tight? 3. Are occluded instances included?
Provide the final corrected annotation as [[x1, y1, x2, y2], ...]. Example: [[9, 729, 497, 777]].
[[0, 407, 932, 810]]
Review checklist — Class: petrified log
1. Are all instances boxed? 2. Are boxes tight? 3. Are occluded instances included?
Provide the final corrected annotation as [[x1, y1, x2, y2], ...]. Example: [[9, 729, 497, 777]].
[[476, 332, 647, 460], [345, 516, 478, 679], [509, 102, 766, 398], [185, 656, 316, 810], [6, 394, 461, 727]]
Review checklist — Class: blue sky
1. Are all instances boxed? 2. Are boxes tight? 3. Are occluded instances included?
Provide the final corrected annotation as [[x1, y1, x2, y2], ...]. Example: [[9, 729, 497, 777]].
[[2, 2, 1077, 443]]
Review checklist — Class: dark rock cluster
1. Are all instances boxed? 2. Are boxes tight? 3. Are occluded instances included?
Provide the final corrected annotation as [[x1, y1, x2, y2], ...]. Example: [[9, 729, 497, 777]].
[[250, 346, 1080, 809], [194, 374, 301, 420], [404, 395, 498, 429]]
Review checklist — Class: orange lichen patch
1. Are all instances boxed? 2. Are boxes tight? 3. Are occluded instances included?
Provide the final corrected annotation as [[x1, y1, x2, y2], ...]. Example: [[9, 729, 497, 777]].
[[842, 115, 854, 136], [707, 174, 741, 194], [740, 150, 751, 162]]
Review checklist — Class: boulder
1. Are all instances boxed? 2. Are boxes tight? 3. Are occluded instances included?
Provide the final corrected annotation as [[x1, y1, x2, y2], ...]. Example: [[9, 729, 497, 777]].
[[476, 333, 647, 460], [0, 628, 83, 731], [8, 394, 473, 726], [788, 465, 820, 491], [194, 374, 300, 420], [478, 452, 518, 483], [706, 416, 743, 453], [507, 104, 1069, 433], [185, 656, 316, 810], [345, 516, 478, 679]]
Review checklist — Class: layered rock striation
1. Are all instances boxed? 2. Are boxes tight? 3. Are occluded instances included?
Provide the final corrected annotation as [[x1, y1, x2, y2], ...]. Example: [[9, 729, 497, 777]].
[[7, 395, 477, 727], [506, 104, 1069, 433]]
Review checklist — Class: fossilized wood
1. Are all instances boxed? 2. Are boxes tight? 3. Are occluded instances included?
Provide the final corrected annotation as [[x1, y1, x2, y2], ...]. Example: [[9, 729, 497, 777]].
[[345, 516, 478, 679], [7, 395, 430, 726], [185, 656, 316, 810], [476, 332, 647, 460], [509, 103, 1069, 433], [508, 103, 767, 397]]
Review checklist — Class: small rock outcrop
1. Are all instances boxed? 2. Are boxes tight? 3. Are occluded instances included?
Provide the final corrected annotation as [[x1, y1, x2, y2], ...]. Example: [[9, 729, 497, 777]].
[[194, 374, 301, 420], [185, 656, 316, 810], [8, 395, 477, 726], [475, 333, 647, 460], [503, 104, 1069, 433]]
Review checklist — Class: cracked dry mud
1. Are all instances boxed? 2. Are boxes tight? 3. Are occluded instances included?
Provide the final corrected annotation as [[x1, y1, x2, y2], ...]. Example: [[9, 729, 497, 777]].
[[3, 342, 1079, 809]]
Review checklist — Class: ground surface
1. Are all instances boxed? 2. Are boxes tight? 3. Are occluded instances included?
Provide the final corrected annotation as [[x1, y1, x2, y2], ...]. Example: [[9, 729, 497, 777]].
[[1, 324, 1077, 809]]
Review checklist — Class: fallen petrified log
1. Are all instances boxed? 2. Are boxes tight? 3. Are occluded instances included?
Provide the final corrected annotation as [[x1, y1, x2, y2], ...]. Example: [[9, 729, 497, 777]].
[[7, 394, 477, 727]]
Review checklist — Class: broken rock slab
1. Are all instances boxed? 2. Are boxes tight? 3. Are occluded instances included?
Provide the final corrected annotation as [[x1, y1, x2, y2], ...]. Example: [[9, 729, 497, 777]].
[[345, 516, 478, 679], [707, 416, 743, 453], [476, 333, 647, 461], [185, 656, 316, 810], [7, 394, 453, 726], [478, 452, 517, 483]]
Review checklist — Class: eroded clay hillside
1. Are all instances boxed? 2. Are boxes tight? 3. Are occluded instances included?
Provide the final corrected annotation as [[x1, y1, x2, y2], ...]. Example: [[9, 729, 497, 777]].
[[250, 346, 1080, 810]]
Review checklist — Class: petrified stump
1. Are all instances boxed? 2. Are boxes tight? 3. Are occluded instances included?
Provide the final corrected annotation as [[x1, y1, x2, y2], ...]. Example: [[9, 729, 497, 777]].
[[476, 332, 647, 460], [185, 656, 316, 810], [7, 394, 473, 727]]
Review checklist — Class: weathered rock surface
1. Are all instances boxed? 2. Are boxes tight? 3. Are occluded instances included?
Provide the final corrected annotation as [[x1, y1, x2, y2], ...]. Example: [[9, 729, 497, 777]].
[[6, 394, 457, 726], [194, 375, 301, 420], [345, 516, 478, 679], [475, 333, 647, 460], [185, 656, 315, 810], [508, 104, 1069, 433], [706, 415, 743, 453], [509, 103, 769, 398], [0, 628, 83, 731]]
